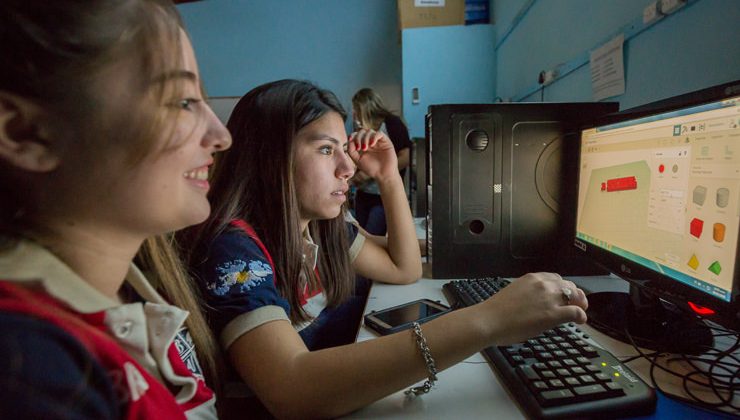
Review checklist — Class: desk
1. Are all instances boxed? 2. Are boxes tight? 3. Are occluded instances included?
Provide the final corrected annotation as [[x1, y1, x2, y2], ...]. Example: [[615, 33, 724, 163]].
[[347, 275, 736, 419], [350, 279, 524, 419]]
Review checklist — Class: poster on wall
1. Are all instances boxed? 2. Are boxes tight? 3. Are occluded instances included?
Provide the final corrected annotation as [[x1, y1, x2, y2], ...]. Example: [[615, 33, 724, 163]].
[[590, 34, 625, 101]]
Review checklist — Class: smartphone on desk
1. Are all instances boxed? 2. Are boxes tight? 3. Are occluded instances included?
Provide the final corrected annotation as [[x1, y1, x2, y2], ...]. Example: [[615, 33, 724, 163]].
[[364, 298, 450, 335]]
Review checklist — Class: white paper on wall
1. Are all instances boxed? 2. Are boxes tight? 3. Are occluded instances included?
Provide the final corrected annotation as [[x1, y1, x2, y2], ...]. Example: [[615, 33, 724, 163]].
[[415, 0, 445, 7], [590, 34, 626, 101]]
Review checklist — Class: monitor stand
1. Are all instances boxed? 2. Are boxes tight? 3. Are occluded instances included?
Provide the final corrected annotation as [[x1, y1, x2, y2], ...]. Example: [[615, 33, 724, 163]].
[[586, 284, 714, 355]]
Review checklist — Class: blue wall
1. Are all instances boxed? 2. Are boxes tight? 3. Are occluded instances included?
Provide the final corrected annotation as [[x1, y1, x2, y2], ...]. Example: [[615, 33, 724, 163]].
[[179, 0, 740, 134], [177, 0, 402, 121], [494, 0, 740, 109], [178, 0, 496, 137], [402, 24, 497, 138]]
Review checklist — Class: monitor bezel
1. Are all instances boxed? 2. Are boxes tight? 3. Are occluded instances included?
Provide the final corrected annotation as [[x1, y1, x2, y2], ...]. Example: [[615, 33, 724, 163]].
[[574, 80, 740, 329]]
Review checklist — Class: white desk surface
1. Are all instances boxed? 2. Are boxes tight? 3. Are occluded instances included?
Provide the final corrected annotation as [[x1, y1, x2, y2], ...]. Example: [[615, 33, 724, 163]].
[[349, 278, 526, 419], [346, 273, 738, 419], [349, 277, 630, 419]]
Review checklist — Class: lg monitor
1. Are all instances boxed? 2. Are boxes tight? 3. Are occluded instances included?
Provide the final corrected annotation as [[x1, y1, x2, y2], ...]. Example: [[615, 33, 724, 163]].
[[575, 80, 740, 353]]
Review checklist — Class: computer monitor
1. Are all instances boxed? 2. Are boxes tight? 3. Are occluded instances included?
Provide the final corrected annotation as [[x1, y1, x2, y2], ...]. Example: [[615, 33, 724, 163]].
[[575, 80, 740, 353]]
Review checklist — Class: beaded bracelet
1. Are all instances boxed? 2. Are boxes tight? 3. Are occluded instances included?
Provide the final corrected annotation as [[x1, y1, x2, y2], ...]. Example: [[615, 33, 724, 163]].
[[405, 322, 438, 396]]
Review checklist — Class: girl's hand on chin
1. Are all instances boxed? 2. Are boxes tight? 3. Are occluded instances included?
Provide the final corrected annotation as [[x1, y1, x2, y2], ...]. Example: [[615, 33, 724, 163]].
[[348, 129, 398, 182]]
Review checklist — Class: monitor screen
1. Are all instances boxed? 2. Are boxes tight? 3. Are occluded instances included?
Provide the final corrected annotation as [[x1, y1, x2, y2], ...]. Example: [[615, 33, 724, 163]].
[[576, 94, 740, 304]]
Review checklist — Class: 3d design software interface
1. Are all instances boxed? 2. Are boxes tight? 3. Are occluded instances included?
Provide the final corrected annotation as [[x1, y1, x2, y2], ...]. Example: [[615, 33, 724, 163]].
[[577, 96, 740, 302]]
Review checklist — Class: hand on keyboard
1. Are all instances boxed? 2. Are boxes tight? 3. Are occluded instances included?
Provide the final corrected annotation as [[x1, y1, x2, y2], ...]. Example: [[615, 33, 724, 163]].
[[470, 272, 588, 346], [443, 277, 656, 418]]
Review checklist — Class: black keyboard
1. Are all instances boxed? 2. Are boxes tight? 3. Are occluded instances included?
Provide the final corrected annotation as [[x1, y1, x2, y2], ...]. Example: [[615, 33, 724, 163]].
[[443, 277, 656, 419]]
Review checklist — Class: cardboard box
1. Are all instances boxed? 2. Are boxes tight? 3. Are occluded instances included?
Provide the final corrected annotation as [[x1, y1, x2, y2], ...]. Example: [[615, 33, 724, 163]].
[[398, 0, 465, 30]]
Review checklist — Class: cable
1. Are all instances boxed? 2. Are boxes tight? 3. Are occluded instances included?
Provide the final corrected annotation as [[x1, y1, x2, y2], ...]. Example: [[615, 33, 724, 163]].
[[621, 323, 740, 416], [620, 352, 666, 364]]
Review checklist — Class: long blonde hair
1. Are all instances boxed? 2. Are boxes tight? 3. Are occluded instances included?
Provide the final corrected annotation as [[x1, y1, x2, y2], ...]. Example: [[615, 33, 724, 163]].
[[352, 87, 395, 130], [0, 0, 222, 391], [137, 236, 222, 391]]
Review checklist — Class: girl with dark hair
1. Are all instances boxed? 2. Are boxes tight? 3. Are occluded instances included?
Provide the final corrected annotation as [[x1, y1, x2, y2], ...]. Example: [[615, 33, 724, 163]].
[[186, 79, 589, 419], [0, 0, 231, 417], [185, 79, 422, 350]]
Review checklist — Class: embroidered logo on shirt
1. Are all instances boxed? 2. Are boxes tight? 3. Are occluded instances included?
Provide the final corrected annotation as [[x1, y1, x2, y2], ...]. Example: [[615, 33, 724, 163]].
[[174, 327, 204, 381], [209, 259, 273, 295]]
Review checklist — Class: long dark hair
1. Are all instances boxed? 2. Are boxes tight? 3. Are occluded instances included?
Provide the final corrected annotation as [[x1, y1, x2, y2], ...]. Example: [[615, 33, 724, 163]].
[[0, 0, 220, 391], [186, 79, 355, 323]]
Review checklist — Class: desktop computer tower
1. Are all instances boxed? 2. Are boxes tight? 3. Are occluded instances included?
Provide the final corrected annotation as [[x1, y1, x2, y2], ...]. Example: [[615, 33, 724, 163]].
[[426, 102, 618, 278], [410, 137, 427, 218]]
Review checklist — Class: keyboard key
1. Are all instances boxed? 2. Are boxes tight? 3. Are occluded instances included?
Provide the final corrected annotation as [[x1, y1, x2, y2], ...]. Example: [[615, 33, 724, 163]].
[[605, 381, 626, 395], [546, 361, 562, 369], [582, 346, 599, 357], [595, 373, 611, 382], [548, 379, 565, 388], [576, 357, 591, 365], [573, 384, 610, 401], [585, 364, 601, 373], [579, 375, 596, 384], [517, 366, 540, 381], [537, 352, 554, 361], [565, 377, 581, 386], [539, 389, 575, 406], [531, 381, 549, 391]]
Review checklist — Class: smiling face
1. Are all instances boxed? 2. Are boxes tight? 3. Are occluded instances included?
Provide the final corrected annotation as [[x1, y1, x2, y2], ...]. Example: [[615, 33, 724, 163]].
[[109, 34, 232, 236], [37, 32, 231, 240], [293, 111, 355, 227], [127, 34, 232, 232]]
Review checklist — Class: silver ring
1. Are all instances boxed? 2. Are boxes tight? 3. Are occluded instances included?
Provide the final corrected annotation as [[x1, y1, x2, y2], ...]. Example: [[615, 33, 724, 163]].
[[561, 287, 573, 304]]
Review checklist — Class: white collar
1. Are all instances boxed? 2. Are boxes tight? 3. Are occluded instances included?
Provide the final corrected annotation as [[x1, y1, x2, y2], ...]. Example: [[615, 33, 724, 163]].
[[301, 228, 319, 270], [0, 238, 167, 313]]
